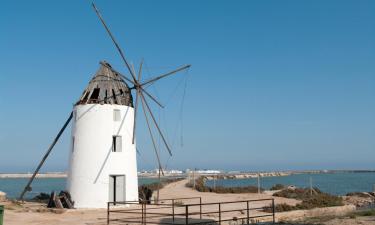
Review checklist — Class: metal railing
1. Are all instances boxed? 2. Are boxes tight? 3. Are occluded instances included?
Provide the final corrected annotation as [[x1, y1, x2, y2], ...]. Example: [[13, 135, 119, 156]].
[[107, 197, 275, 225]]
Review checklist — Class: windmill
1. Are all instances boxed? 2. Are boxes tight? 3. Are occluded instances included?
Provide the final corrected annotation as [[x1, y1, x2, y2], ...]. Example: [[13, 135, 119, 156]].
[[19, 3, 190, 208]]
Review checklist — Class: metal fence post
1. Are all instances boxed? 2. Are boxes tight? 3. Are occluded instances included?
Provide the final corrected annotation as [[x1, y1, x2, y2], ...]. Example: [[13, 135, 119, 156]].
[[107, 202, 110, 225], [141, 203, 144, 225], [246, 201, 249, 225], [185, 205, 189, 225], [172, 199, 175, 222], [218, 203, 221, 225], [144, 203, 147, 225], [272, 199, 275, 224], [199, 197, 202, 219]]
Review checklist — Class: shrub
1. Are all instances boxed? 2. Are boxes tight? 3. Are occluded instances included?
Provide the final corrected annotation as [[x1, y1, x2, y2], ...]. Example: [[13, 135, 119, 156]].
[[33, 192, 50, 201], [273, 187, 322, 200], [270, 184, 285, 191], [295, 193, 343, 209], [346, 192, 371, 198], [186, 177, 263, 193], [267, 187, 344, 212], [356, 209, 375, 217]]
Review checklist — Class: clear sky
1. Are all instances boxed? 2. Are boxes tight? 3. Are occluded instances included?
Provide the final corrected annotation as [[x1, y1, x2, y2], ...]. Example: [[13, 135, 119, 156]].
[[1, 1, 374, 173]]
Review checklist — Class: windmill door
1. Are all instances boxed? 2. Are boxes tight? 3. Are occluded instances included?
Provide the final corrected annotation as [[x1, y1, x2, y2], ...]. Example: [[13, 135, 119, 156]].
[[109, 175, 126, 203]]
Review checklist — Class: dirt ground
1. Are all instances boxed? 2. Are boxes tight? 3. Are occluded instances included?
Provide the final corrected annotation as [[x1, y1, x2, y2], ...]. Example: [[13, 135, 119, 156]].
[[2, 179, 373, 225]]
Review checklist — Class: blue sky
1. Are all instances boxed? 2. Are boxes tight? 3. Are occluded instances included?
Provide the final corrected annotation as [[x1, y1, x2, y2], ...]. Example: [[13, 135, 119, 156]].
[[1, 1, 374, 172]]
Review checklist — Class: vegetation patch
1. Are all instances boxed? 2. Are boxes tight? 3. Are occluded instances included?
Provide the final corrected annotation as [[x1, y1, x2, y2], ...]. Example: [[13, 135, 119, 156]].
[[266, 187, 343, 212], [346, 192, 372, 198], [139, 177, 184, 201], [186, 177, 263, 193], [270, 184, 286, 191], [347, 209, 375, 218]]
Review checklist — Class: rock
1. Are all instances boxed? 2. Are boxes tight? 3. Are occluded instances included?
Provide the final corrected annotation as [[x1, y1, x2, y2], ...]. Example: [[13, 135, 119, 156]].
[[287, 185, 297, 191], [0, 191, 6, 201], [343, 195, 375, 207]]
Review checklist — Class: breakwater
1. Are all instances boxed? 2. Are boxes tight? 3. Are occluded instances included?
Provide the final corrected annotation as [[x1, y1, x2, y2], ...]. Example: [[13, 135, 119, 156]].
[[205, 172, 290, 180]]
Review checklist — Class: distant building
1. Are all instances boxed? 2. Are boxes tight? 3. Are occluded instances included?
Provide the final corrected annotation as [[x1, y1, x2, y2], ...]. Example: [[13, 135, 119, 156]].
[[186, 169, 222, 174]]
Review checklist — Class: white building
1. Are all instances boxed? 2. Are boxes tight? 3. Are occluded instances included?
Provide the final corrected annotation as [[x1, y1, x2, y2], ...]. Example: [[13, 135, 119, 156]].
[[67, 62, 139, 208]]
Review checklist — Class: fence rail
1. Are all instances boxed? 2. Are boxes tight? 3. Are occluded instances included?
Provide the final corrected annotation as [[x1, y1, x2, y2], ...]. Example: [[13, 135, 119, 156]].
[[107, 197, 275, 225]]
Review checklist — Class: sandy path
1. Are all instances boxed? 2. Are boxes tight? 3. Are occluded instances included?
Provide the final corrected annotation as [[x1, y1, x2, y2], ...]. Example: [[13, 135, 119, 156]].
[[156, 179, 299, 205]]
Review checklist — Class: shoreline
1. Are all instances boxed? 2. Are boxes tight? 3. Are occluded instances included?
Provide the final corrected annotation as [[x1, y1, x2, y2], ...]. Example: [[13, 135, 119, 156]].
[[0, 173, 67, 179], [0, 170, 374, 179]]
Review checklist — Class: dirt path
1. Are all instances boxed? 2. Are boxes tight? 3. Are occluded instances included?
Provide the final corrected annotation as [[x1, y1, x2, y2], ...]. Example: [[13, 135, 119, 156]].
[[156, 178, 299, 205]]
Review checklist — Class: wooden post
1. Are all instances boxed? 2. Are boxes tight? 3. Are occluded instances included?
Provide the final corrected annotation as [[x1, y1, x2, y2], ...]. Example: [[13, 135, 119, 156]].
[[272, 199, 275, 224], [19, 112, 73, 200], [185, 205, 189, 225], [199, 197, 202, 219], [156, 167, 161, 203], [257, 173, 261, 194], [310, 177, 313, 196], [141, 203, 144, 225], [246, 201, 249, 225], [172, 199, 175, 222], [144, 203, 147, 225], [214, 175, 216, 191], [107, 202, 110, 225], [193, 169, 196, 189], [218, 203, 221, 225]]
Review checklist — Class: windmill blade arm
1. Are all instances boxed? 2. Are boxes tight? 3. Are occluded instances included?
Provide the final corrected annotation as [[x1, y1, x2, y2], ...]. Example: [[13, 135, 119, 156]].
[[140, 94, 165, 175], [140, 92, 172, 156], [138, 59, 143, 80], [19, 111, 73, 200], [132, 89, 139, 144], [140, 65, 191, 87], [140, 88, 164, 108], [92, 3, 137, 81]]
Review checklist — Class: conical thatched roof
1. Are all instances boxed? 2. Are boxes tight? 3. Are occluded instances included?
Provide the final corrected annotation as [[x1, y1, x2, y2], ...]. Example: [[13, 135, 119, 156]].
[[76, 61, 133, 107]]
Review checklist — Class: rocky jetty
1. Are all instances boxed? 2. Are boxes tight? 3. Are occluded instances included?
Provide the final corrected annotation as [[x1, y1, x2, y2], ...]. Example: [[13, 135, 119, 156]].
[[205, 172, 290, 180]]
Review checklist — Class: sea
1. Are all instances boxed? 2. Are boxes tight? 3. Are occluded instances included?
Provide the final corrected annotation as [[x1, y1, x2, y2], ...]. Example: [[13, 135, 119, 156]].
[[0, 177, 163, 200], [1, 172, 375, 199], [205, 172, 375, 196]]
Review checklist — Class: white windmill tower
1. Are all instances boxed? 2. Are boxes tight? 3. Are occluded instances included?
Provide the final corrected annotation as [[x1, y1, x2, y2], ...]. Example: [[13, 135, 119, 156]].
[[19, 3, 190, 209], [67, 62, 139, 208]]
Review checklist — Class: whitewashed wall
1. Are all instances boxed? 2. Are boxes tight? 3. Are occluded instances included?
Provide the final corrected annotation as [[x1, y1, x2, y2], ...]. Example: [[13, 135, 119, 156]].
[[67, 104, 139, 208]]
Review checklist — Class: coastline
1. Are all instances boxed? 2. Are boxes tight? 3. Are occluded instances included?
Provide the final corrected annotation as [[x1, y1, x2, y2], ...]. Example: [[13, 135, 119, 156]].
[[0, 170, 374, 179], [0, 173, 67, 179]]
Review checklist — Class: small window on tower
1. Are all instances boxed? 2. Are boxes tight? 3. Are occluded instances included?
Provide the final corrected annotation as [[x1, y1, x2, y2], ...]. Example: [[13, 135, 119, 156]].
[[112, 136, 122, 152], [113, 109, 121, 121]]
